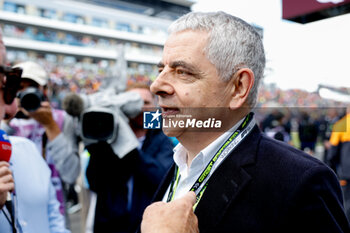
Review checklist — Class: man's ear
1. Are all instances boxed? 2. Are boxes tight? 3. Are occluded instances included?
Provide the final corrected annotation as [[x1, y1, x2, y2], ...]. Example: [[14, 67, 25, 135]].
[[229, 68, 255, 110]]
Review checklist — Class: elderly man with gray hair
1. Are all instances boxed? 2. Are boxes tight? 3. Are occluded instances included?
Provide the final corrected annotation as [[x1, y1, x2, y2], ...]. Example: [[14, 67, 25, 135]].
[[139, 11, 349, 233]]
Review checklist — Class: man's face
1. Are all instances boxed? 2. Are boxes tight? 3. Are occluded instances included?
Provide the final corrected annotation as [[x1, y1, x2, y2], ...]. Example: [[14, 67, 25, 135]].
[[0, 75, 6, 120], [150, 30, 234, 137], [130, 88, 155, 110], [19, 79, 41, 92], [0, 65, 20, 120], [129, 87, 156, 128], [0, 39, 6, 120], [1, 33, 22, 120]]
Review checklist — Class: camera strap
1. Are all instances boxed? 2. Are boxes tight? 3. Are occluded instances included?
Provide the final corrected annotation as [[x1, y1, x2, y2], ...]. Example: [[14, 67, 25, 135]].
[[166, 112, 256, 210]]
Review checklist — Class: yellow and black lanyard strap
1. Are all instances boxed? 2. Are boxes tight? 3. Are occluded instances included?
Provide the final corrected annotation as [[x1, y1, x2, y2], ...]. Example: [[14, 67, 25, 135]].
[[167, 112, 256, 210]]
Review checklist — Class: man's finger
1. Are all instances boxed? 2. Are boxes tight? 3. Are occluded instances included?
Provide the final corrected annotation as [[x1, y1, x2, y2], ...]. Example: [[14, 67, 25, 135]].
[[0, 174, 14, 183], [143, 201, 165, 218], [0, 166, 12, 177], [0, 161, 10, 167], [181, 191, 197, 206], [0, 182, 15, 192], [18, 107, 30, 116]]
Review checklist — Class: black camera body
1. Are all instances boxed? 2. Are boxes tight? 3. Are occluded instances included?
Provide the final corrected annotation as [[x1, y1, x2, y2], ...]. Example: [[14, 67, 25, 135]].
[[81, 107, 118, 143], [17, 87, 45, 112]]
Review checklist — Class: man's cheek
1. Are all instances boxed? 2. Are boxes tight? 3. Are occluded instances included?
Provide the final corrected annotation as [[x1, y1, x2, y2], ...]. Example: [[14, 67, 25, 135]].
[[4, 100, 18, 119]]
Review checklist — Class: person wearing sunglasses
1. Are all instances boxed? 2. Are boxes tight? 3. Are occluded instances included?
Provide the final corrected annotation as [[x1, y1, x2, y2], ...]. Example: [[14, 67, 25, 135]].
[[0, 28, 72, 233], [1, 60, 81, 225], [0, 44, 16, 217]]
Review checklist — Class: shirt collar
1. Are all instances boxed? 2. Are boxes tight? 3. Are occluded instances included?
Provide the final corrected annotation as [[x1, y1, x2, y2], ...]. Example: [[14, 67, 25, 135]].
[[173, 116, 245, 178]]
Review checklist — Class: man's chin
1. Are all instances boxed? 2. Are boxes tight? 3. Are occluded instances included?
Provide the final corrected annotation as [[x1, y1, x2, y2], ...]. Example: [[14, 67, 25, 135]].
[[162, 127, 184, 138]]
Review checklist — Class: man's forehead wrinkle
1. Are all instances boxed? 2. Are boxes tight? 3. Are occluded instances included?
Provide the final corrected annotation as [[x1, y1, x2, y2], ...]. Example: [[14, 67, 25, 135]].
[[157, 60, 207, 78], [169, 60, 199, 72]]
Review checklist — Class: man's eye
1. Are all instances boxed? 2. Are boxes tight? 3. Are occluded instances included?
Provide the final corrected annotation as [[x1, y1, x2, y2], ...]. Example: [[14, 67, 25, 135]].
[[176, 69, 191, 75], [158, 68, 164, 73]]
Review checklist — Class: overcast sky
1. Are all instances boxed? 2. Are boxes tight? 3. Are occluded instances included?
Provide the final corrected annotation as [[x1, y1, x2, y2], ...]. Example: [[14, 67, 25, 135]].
[[191, 0, 350, 92]]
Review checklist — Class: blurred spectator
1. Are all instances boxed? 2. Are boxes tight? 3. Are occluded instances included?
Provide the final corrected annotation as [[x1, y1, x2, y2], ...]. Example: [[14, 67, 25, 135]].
[[85, 82, 174, 233], [0, 29, 69, 233], [264, 111, 291, 143], [319, 108, 346, 163], [0, 136, 71, 233], [298, 111, 319, 154], [0, 29, 17, 231], [326, 110, 350, 220], [1, 61, 81, 228]]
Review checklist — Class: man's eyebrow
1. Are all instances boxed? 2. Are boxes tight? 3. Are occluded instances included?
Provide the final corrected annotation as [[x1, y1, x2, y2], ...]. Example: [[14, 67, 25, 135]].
[[157, 61, 199, 73], [169, 61, 198, 73], [157, 62, 164, 68]]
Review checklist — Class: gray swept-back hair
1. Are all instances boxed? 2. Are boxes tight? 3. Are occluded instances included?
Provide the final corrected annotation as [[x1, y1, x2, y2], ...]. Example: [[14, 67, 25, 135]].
[[168, 11, 265, 107]]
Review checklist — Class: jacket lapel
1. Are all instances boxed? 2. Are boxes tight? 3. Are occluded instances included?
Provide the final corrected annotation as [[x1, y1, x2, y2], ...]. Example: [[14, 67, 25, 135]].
[[150, 125, 262, 233], [152, 164, 176, 202], [195, 125, 261, 232]]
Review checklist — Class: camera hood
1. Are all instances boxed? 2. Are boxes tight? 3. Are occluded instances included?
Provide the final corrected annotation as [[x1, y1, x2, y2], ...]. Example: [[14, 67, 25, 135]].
[[80, 106, 118, 144]]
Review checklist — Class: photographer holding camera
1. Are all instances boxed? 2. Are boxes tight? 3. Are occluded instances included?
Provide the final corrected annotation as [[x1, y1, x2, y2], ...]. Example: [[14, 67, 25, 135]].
[[84, 82, 174, 233], [1, 61, 80, 223]]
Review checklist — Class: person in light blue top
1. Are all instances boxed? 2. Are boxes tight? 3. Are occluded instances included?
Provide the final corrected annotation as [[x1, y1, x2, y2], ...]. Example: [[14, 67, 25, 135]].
[[0, 136, 70, 233]]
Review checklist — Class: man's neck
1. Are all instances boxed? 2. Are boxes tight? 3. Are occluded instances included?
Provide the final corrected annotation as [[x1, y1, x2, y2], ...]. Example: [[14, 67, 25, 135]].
[[178, 110, 249, 167], [179, 131, 225, 166]]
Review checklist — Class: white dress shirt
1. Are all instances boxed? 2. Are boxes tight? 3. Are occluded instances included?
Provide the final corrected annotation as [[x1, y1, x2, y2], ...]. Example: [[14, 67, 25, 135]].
[[162, 117, 245, 202]]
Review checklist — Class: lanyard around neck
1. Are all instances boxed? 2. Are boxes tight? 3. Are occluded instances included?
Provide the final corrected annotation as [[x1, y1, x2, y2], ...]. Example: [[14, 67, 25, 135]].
[[166, 112, 256, 209]]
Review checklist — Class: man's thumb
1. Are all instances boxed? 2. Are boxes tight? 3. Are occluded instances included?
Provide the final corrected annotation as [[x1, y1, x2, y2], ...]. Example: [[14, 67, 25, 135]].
[[183, 191, 196, 206]]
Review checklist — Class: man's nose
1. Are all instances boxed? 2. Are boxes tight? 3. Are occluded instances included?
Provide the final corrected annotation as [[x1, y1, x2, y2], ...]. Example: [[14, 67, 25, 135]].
[[150, 70, 174, 98]]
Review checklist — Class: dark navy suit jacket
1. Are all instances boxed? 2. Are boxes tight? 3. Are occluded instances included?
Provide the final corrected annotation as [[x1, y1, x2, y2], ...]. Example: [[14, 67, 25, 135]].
[[149, 125, 350, 233]]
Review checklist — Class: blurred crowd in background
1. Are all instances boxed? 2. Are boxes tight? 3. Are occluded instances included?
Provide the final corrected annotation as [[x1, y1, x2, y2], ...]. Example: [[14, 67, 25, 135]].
[[4, 54, 347, 160], [4, 55, 347, 110], [4, 55, 348, 154], [2, 33, 350, 233], [2, 1, 349, 232]]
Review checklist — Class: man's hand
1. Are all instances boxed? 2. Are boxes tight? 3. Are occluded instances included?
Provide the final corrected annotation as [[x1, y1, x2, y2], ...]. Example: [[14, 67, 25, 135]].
[[0, 161, 14, 209], [21, 101, 61, 141], [141, 192, 199, 233]]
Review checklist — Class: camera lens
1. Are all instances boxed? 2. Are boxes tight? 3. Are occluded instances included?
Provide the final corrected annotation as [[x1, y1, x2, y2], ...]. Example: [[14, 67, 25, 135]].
[[21, 93, 42, 112], [18, 87, 44, 112]]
